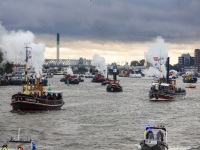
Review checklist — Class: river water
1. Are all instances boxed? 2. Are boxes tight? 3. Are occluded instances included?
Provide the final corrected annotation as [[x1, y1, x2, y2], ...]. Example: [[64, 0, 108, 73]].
[[0, 75, 199, 150]]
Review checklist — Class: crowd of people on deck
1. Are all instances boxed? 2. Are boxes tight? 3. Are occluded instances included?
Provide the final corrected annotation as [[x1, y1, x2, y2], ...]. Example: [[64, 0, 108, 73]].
[[30, 92, 62, 100]]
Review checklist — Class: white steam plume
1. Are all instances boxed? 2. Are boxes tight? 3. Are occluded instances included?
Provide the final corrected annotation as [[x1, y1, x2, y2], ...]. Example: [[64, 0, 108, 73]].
[[67, 67, 74, 76], [93, 54, 107, 76], [144, 36, 169, 77], [0, 23, 45, 78]]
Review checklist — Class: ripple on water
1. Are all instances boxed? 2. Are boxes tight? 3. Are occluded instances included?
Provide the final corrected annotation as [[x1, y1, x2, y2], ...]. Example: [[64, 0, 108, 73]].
[[0, 76, 199, 149]]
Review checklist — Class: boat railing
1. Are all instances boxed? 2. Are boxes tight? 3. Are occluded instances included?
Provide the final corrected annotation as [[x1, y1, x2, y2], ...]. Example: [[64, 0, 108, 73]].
[[12, 94, 64, 105]]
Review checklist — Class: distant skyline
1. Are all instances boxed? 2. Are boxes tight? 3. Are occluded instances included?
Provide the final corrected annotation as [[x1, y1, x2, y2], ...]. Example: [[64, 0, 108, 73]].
[[1, 0, 200, 65]]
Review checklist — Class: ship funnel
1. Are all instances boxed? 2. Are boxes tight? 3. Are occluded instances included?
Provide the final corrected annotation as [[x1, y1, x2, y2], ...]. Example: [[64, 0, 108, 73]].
[[57, 33, 60, 60]]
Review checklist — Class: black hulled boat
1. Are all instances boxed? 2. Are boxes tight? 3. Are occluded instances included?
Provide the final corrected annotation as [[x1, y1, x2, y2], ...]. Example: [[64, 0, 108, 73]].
[[106, 66, 123, 92], [10, 45, 64, 112], [182, 73, 197, 83], [65, 78, 79, 84], [149, 57, 186, 101], [11, 86, 64, 112], [140, 126, 168, 150], [106, 80, 123, 92]]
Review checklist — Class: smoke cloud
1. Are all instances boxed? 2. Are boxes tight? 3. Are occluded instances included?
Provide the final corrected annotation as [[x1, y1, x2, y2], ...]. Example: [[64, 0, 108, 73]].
[[67, 67, 74, 76], [93, 54, 107, 76], [144, 36, 169, 77], [0, 22, 45, 78]]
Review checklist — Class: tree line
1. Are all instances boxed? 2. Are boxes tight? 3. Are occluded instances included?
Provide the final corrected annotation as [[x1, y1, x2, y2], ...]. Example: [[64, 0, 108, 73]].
[[0, 50, 13, 75]]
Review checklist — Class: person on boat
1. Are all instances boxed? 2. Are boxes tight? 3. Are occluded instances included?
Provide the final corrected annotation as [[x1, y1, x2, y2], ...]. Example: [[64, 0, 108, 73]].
[[0, 142, 9, 150], [58, 94, 61, 100], [53, 94, 56, 100], [33, 92, 37, 97], [36, 93, 39, 98], [157, 129, 164, 141], [146, 129, 154, 140], [43, 92, 46, 99], [17, 144, 24, 150]]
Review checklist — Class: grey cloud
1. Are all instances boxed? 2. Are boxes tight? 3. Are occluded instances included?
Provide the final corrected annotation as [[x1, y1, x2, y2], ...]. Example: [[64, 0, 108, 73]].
[[0, 0, 200, 45]]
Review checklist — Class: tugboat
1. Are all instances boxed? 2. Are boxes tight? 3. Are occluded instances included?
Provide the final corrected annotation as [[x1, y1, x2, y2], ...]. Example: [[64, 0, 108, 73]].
[[6, 128, 36, 150], [91, 70, 105, 83], [182, 72, 197, 83], [149, 57, 186, 101], [140, 125, 168, 150], [10, 45, 65, 112], [106, 66, 123, 92]]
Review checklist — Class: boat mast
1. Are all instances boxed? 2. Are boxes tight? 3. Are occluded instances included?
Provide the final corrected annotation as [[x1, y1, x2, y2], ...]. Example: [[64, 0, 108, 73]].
[[159, 50, 161, 84], [24, 43, 31, 84]]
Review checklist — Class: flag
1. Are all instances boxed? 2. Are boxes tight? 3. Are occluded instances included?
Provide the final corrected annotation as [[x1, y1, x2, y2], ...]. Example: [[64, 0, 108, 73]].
[[153, 57, 158, 61], [28, 50, 31, 55], [153, 62, 157, 67], [169, 74, 172, 80], [153, 76, 158, 80], [28, 50, 31, 59], [182, 74, 185, 77]]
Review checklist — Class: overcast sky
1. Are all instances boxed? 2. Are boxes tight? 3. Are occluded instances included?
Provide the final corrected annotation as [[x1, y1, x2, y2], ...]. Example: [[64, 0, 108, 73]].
[[0, 0, 200, 64]]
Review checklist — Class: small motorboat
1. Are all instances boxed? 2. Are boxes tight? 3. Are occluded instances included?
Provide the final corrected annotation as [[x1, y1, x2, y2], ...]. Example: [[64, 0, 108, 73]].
[[84, 72, 94, 78], [6, 128, 36, 150], [186, 84, 196, 88], [65, 78, 79, 84], [140, 125, 168, 150]]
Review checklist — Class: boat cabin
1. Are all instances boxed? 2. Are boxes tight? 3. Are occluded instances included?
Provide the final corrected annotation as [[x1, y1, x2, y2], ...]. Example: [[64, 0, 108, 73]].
[[22, 84, 45, 96], [43, 90, 63, 100]]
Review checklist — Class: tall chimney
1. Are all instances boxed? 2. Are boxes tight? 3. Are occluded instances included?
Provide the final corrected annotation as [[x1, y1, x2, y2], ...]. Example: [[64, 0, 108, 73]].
[[166, 57, 170, 83], [57, 33, 60, 60]]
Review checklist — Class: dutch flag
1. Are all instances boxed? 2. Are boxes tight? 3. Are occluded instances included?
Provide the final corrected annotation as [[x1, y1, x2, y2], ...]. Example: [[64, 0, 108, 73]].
[[182, 74, 185, 77], [169, 74, 173, 80]]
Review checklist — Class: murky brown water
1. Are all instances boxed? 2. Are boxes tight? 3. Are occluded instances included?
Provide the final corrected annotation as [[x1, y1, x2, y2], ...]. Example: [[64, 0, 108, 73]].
[[0, 75, 199, 150]]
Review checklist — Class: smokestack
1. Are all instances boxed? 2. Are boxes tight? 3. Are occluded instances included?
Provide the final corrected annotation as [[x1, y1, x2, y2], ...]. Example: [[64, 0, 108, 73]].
[[166, 57, 170, 83], [57, 33, 60, 60], [113, 66, 117, 80]]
